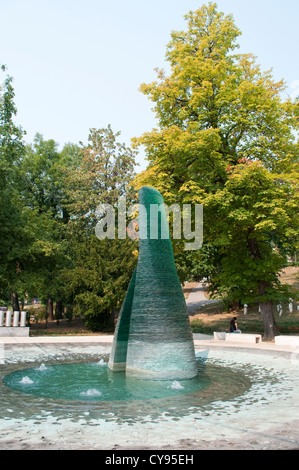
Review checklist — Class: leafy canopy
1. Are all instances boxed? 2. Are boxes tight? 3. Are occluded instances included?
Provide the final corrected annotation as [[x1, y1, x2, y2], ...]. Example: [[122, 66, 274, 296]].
[[132, 3, 299, 317]]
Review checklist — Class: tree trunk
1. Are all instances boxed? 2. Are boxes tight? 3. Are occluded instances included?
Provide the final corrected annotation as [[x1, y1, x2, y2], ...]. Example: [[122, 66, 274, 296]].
[[47, 296, 54, 321], [11, 291, 20, 312], [55, 300, 63, 324], [260, 301, 279, 341], [247, 233, 280, 342], [258, 280, 279, 341], [107, 309, 117, 328]]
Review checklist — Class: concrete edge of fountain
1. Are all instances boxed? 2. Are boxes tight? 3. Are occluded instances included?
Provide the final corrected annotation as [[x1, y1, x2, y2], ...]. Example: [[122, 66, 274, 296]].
[[0, 333, 297, 355], [0, 334, 113, 344]]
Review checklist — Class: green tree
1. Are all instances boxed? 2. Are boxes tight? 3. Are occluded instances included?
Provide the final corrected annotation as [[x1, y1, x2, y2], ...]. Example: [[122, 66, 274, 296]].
[[0, 66, 25, 178], [22, 134, 81, 219], [0, 65, 32, 309], [59, 125, 139, 330], [66, 125, 138, 226], [21, 135, 81, 319], [132, 3, 299, 340], [202, 161, 298, 339], [59, 235, 137, 330]]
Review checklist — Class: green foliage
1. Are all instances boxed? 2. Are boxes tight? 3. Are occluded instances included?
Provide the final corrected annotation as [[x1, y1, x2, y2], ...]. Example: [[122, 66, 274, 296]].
[[59, 236, 138, 331], [133, 4, 297, 194], [202, 162, 299, 303], [0, 65, 31, 300], [65, 125, 138, 225], [58, 125, 139, 329], [0, 65, 25, 176], [26, 307, 48, 324]]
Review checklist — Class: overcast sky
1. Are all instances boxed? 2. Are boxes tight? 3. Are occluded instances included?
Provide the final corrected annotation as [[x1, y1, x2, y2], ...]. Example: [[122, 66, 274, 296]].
[[1, 0, 298, 170]]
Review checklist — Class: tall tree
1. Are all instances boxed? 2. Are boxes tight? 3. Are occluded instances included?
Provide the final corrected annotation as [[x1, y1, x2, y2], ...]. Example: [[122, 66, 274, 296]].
[[0, 65, 31, 309], [202, 161, 298, 339], [132, 3, 299, 340], [66, 125, 137, 226], [59, 126, 139, 330], [21, 135, 81, 319]]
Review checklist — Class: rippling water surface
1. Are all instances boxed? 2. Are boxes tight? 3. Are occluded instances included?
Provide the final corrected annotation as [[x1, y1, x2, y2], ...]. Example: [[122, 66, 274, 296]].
[[1, 355, 254, 424]]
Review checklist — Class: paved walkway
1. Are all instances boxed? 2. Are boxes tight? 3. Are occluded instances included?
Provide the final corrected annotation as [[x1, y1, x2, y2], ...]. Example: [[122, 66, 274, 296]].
[[0, 334, 112, 344], [186, 282, 219, 314]]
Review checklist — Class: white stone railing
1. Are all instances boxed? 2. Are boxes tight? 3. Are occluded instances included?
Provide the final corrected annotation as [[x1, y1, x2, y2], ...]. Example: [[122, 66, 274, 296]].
[[0, 311, 29, 336]]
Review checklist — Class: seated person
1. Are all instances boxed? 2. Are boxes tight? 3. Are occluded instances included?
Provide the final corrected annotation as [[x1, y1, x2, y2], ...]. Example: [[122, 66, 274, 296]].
[[230, 317, 242, 333]]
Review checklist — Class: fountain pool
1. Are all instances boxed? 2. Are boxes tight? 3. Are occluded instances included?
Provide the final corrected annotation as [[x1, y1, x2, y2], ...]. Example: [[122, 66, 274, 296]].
[[1, 338, 299, 450], [3, 359, 212, 402]]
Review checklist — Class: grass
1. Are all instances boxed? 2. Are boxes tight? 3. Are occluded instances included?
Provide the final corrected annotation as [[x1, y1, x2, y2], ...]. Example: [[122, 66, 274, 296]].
[[190, 303, 299, 336], [28, 318, 106, 336]]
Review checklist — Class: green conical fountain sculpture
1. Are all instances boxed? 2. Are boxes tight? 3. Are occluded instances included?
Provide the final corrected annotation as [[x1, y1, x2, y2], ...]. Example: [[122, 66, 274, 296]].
[[108, 186, 197, 380]]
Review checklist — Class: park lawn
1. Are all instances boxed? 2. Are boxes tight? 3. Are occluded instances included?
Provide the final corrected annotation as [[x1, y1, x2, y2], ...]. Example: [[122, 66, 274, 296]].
[[190, 303, 299, 336]]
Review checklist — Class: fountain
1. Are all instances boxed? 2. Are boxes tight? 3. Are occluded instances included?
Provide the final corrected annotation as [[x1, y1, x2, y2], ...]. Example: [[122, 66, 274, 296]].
[[3, 186, 203, 404], [109, 186, 198, 380]]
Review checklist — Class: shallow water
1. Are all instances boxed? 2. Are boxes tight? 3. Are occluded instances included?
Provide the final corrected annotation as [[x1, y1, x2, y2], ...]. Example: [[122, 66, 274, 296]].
[[0, 352, 264, 424], [3, 360, 212, 402]]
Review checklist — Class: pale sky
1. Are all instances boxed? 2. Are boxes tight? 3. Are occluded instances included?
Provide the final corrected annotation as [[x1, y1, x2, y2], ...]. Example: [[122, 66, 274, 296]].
[[1, 0, 298, 170]]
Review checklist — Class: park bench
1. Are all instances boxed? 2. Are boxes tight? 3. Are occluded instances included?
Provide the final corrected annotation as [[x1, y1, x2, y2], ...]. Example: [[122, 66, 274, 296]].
[[214, 332, 262, 343], [275, 335, 299, 347]]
